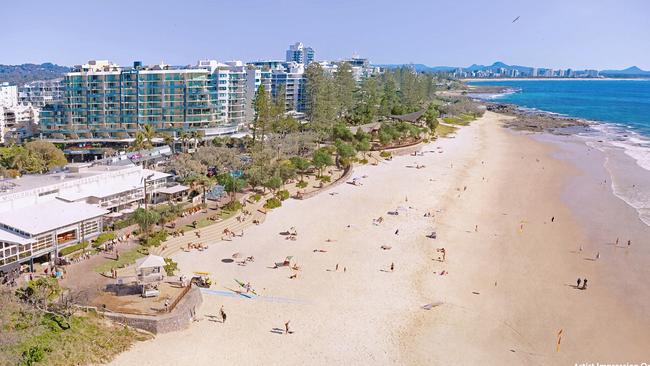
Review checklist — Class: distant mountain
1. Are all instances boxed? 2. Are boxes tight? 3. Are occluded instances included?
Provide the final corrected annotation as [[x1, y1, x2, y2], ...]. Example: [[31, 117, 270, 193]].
[[599, 66, 650, 78], [374, 61, 650, 78], [0, 63, 70, 85], [374, 63, 456, 73], [374, 61, 533, 74]]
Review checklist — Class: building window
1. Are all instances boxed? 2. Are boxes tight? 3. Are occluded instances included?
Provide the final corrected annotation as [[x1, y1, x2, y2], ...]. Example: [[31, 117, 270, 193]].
[[33, 234, 54, 252], [56, 230, 77, 244]]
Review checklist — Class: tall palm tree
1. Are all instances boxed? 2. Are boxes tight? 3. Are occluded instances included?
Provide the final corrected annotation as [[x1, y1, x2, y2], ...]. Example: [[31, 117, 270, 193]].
[[190, 130, 204, 151], [162, 133, 175, 154], [129, 131, 146, 152], [142, 124, 157, 147], [179, 131, 191, 153]]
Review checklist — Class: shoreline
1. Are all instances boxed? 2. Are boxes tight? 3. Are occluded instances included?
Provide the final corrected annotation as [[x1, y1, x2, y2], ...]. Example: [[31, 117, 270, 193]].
[[473, 95, 650, 226], [463, 77, 650, 82], [402, 114, 650, 364], [110, 112, 650, 365]]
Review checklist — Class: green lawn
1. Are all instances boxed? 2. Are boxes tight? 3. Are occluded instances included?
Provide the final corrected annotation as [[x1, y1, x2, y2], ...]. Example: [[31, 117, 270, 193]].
[[93, 245, 147, 273], [435, 124, 459, 138], [442, 114, 477, 126], [180, 208, 239, 231]]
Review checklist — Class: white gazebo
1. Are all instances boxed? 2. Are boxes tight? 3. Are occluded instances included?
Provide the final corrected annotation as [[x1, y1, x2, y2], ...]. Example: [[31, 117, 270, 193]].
[[136, 255, 166, 284]]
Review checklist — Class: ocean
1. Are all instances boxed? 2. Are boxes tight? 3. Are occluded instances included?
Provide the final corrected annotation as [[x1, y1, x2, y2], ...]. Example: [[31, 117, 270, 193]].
[[469, 79, 650, 226]]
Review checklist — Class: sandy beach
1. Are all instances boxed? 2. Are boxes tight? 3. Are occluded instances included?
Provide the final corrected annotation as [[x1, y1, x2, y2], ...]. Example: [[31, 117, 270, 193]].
[[110, 111, 650, 365]]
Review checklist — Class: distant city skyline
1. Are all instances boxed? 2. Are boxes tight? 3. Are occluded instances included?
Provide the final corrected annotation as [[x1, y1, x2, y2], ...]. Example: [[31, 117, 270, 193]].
[[1, 0, 649, 70]]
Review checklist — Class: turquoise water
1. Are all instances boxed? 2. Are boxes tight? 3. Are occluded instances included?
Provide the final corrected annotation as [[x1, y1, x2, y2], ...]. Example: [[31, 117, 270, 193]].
[[469, 79, 650, 137], [470, 79, 650, 226]]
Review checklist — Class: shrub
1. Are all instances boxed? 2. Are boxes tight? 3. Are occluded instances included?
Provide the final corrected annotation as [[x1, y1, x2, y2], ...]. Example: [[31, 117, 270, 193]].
[[92, 232, 116, 248], [112, 216, 135, 230], [141, 231, 168, 247], [251, 193, 262, 202], [276, 190, 290, 201], [379, 151, 392, 158], [59, 241, 89, 256], [296, 181, 308, 189], [223, 200, 242, 212], [318, 175, 331, 184], [163, 258, 178, 276], [22, 346, 46, 365], [358, 158, 368, 165], [263, 197, 282, 209]]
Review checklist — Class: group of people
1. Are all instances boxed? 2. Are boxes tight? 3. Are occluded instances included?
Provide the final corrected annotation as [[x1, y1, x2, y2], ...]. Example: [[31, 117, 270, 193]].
[[208, 215, 223, 222], [436, 248, 446, 262], [614, 238, 632, 247], [170, 228, 186, 237], [576, 277, 588, 290], [237, 256, 255, 267], [218, 306, 291, 334], [282, 227, 298, 241], [222, 228, 244, 241], [236, 210, 253, 223], [186, 242, 208, 251], [1, 267, 22, 287], [180, 206, 204, 218]]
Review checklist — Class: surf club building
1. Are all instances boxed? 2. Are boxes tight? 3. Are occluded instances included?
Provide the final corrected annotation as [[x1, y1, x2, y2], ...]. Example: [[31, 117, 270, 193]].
[[0, 163, 180, 273]]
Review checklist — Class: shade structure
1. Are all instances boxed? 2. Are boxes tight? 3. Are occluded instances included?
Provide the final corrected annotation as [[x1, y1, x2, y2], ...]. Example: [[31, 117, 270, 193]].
[[135, 255, 166, 270]]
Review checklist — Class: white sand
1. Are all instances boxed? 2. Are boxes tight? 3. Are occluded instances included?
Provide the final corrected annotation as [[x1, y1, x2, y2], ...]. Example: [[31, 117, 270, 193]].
[[110, 112, 650, 365]]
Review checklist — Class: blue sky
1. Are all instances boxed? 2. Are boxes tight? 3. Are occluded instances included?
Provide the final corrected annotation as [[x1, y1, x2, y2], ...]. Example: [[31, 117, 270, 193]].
[[2, 0, 649, 69]]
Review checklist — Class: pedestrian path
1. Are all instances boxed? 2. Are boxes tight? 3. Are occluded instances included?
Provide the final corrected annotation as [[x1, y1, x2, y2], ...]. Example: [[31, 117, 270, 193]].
[[200, 288, 306, 304]]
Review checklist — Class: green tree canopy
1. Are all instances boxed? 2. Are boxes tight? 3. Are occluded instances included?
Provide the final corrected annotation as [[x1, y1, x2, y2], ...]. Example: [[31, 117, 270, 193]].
[[312, 148, 333, 175], [133, 208, 161, 234]]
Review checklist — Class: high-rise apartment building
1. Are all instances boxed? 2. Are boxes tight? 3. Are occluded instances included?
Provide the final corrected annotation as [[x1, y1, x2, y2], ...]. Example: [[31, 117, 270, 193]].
[[40, 60, 222, 141], [18, 79, 63, 108], [271, 62, 306, 112], [286, 42, 315, 65], [245, 66, 272, 123], [198, 60, 248, 128], [1, 82, 38, 143]]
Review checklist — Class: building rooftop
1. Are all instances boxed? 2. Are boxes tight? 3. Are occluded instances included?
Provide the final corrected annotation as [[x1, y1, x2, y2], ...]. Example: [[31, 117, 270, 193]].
[[57, 169, 169, 202], [0, 199, 109, 235], [0, 164, 171, 209], [0, 228, 34, 245]]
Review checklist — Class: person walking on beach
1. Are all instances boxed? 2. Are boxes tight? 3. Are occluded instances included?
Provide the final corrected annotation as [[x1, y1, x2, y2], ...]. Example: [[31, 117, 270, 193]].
[[395, 229, 399, 235], [220, 306, 227, 323], [577, 278, 581, 288], [475, 225, 478, 232], [582, 278, 588, 290], [596, 252, 600, 260], [627, 240, 631, 246], [551, 216, 555, 223], [390, 262, 395, 272], [616, 237, 619, 245], [285, 320, 291, 334], [335, 263, 339, 271]]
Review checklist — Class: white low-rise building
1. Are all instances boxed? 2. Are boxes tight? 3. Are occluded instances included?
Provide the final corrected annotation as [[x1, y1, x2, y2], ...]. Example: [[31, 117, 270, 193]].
[[0, 163, 182, 272]]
